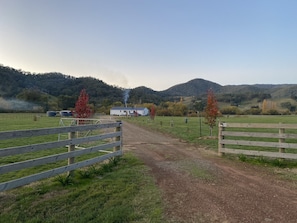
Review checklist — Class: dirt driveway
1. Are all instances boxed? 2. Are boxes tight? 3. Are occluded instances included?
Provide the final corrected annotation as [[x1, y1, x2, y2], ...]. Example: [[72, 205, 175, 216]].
[[122, 121, 297, 223]]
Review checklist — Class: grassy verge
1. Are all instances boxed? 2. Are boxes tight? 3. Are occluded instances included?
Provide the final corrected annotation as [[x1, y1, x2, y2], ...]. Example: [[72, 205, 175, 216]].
[[124, 115, 297, 175], [2, 113, 297, 222], [124, 115, 218, 149], [0, 113, 165, 222], [0, 113, 60, 131], [124, 115, 297, 150], [0, 153, 165, 223]]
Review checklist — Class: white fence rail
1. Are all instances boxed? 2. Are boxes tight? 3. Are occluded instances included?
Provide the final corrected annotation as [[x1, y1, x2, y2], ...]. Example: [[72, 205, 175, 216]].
[[218, 122, 297, 159], [0, 121, 122, 192]]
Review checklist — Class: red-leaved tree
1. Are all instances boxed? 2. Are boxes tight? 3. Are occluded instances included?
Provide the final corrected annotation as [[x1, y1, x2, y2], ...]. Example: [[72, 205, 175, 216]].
[[73, 89, 92, 120], [150, 104, 156, 120], [205, 89, 219, 136]]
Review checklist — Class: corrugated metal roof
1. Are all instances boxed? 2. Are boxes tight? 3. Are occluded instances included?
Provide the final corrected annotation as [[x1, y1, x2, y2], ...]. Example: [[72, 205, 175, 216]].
[[111, 107, 147, 110]]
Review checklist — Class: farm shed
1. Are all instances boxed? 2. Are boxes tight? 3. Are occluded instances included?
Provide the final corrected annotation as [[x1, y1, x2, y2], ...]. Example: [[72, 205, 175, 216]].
[[110, 107, 149, 116]]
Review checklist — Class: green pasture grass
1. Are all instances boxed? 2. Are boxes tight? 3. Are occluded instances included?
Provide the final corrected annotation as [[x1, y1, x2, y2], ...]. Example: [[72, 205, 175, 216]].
[[0, 153, 165, 223], [1, 113, 297, 222], [219, 114, 297, 124], [0, 113, 60, 131], [125, 115, 297, 170], [125, 115, 217, 147], [125, 115, 297, 149], [0, 148, 114, 183], [219, 115, 297, 155], [0, 113, 165, 222], [0, 113, 116, 182]]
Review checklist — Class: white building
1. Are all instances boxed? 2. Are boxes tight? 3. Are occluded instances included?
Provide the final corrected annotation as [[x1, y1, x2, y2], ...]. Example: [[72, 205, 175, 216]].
[[110, 107, 149, 116]]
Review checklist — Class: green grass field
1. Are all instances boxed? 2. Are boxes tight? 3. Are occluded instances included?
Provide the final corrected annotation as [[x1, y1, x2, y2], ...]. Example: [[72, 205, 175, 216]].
[[0, 154, 165, 223], [0, 113, 165, 223], [125, 115, 297, 169], [124, 114, 297, 149], [0, 113, 60, 131], [1, 113, 297, 222], [0, 114, 117, 183]]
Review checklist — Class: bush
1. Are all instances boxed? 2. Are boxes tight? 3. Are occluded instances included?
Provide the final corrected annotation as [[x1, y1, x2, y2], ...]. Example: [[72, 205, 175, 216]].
[[220, 106, 241, 115]]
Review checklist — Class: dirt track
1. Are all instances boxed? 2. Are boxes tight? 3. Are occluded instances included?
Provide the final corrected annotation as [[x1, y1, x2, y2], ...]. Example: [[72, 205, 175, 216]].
[[122, 121, 297, 223]]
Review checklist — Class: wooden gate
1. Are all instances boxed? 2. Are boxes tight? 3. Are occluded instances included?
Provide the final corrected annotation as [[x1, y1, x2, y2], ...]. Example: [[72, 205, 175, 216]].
[[218, 122, 297, 159], [0, 121, 122, 192]]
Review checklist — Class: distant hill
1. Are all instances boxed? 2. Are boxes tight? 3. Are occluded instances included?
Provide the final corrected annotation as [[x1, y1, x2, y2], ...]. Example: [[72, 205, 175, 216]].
[[0, 65, 123, 111], [219, 84, 297, 99], [129, 86, 165, 104], [161, 78, 222, 97], [0, 65, 123, 99], [1, 64, 297, 113], [159, 79, 297, 101]]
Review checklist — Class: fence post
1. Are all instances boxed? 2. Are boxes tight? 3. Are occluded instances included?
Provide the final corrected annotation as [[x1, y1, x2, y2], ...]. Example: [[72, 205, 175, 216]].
[[218, 122, 225, 156], [114, 121, 122, 152], [279, 123, 285, 154], [68, 131, 76, 176]]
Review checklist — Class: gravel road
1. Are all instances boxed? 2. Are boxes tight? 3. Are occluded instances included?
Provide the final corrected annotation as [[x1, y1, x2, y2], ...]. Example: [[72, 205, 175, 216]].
[[122, 121, 297, 223]]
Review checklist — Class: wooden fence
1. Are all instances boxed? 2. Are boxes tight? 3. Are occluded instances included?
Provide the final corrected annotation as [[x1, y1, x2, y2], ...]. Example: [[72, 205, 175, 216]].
[[218, 122, 297, 159], [0, 121, 122, 192]]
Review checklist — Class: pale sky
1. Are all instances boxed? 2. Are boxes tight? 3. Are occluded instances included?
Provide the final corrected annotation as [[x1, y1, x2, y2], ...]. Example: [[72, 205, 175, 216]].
[[1, 0, 296, 91]]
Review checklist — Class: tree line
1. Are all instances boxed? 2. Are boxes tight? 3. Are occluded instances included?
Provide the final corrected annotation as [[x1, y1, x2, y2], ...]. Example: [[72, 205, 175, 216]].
[[1, 65, 297, 115]]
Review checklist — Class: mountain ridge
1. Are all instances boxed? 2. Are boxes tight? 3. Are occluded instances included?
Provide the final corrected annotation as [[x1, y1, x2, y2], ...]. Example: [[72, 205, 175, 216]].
[[1, 64, 296, 97], [1, 64, 297, 112]]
